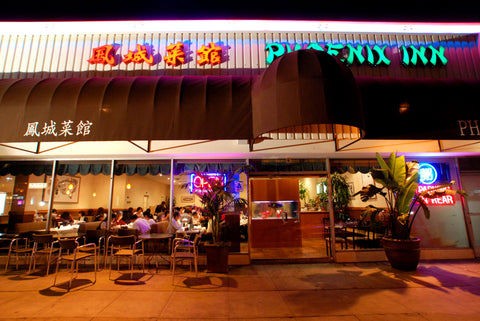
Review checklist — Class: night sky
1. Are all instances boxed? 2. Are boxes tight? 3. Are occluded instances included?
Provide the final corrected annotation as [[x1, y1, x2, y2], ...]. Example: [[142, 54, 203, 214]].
[[0, 0, 479, 22]]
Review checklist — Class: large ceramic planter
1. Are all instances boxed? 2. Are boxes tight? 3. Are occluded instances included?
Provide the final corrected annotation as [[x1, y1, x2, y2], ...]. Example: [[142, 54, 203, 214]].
[[205, 244, 229, 273], [381, 237, 421, 271]]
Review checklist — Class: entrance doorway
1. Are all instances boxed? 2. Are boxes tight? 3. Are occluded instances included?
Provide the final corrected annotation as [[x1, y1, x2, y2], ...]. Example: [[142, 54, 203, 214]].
[[248, 176, 330, 261]]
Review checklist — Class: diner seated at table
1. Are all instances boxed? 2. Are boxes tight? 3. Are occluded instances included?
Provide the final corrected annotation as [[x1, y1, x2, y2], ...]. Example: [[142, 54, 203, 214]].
[[77, 211, 88, 222], [134, 207, 144, 218], [166, 211, 184, 234], [131, 214, 151, 234], [111, 211, 126, 227], [155, 201, 167, 216], [59, 211, 74, 226], [145, 213, 156, 225], [34, 211, 44, 222], [191, 210, 203, 226], [160, 210, 170, 222], [94, 207, 106, 222]]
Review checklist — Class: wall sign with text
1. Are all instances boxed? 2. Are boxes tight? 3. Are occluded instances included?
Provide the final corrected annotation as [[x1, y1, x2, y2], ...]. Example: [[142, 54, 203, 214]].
[[265, 42, 448, 67]]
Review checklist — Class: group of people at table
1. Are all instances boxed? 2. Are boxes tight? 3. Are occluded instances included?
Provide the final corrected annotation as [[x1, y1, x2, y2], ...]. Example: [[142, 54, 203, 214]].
[[35, 202, 210, 238]]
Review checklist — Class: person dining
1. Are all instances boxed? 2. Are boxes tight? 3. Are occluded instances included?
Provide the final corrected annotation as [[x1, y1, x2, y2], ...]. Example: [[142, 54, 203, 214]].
[[59, 211, 74, 226], [192, 210, 203, 226], [166, 211, 184, 234], [131, 214, 151, 234], [111, 211, 126, 227]]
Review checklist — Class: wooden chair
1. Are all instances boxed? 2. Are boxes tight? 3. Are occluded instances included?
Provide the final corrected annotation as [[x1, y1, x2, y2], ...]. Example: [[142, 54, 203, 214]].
[[29, 233, 58, 275], [171, 234, 201, 284], [78, 229, 108, 269], [107, 235, 144, 280], [53, 238, 97, 290]]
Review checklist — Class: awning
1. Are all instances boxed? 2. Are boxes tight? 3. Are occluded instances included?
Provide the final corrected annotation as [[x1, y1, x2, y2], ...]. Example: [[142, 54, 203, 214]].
[[357, 77, 480, 140], [0, 55, 479, 148], [0, 76, 253, 142], [251, 49, 365, 142]]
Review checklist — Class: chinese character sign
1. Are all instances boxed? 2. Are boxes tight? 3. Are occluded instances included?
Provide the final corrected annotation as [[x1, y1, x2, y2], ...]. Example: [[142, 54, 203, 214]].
[[123, 44, 154, 65], [24, 120, 93, 138], [87, 45, 115, 66], [164, 42, 185, 67], [197, 43, 222, 66], [87, 42, 223, 67]]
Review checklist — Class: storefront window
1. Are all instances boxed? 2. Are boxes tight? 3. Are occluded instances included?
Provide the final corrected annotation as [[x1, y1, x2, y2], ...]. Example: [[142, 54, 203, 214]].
[[112, 161, 171, 226], [0, 161, 53, 233], [49, 161, 112, 228], [331, 158, 469, 251], [173, 161, 248, 253]]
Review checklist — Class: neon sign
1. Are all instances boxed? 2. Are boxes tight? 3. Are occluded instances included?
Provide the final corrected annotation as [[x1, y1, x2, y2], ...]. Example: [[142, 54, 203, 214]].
[[417, 162, 455, 205], [417, 185, 456, 205], [419, 163, 438, 185], [189, 173, 226, 194], [265, 42, 448, 67]]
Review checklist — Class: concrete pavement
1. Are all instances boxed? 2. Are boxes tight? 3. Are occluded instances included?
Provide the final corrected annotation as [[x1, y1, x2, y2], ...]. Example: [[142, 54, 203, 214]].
[[1, 259, 480, 320]]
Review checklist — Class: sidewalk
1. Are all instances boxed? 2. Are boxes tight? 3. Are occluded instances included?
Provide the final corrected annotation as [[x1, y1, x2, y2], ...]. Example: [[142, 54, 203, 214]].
[[0, 259, 480, 320]]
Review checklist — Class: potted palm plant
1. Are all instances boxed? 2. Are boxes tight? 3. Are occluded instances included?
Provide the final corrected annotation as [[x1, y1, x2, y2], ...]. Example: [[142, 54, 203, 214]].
[[355, 152, 467, 270], [184, 169, 247, 272]]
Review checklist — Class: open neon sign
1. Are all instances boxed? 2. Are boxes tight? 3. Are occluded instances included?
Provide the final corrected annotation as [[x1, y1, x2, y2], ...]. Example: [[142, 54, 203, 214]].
[[417, 162, 455, 205], [189, 173, 226, 194]]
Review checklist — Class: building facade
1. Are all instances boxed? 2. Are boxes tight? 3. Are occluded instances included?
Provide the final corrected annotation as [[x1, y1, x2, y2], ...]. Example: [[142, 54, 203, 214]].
[[0, 20, 479, 263]]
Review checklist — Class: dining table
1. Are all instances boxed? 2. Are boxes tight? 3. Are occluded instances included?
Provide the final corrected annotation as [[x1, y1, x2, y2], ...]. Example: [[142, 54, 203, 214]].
[[138, 233, 174, 271]]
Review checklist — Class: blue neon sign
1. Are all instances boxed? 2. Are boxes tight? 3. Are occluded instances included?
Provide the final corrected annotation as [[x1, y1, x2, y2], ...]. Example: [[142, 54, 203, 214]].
[[419, 163, 438, 185]]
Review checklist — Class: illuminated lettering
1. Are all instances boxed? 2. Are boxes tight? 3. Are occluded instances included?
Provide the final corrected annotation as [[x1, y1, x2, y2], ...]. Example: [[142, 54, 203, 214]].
[[325, 43, 344, 58], [286, 43, 302, 53], [265, 42, 446, 67], [458, 120, 480, 136], [265, 43, 286, 64], [417, 185, 456, 205], [197, 43, 222, 66], [428, 45, 448, 66], [190, 173, 226, 194], [87, 45, 116, 66], [401, 45, 448, 66], [346, 44, 365, 65], [122, 44, 154, 65], [164, 42, 186, 67], [306, 43, 324, 51], [370, 45, 391, 66]]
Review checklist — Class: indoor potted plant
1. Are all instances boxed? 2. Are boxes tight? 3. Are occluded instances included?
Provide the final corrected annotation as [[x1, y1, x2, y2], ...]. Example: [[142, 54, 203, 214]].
[[184, 169, 247, 272], [355, 152, 467, 270], [328, 173, 351, 221]]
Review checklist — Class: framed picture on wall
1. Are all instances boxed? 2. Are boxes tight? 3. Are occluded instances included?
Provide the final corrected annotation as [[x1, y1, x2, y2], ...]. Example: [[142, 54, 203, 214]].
[[43, 176, 81, 203], [348, 182, 355, 198], [181, 195, 195, 203]]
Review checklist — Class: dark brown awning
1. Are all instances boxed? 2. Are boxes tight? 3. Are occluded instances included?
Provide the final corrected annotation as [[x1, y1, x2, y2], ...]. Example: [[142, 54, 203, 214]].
[[0, 76, 253, 142], [357, 77, 480, 140], [251, 49, 365, 141]]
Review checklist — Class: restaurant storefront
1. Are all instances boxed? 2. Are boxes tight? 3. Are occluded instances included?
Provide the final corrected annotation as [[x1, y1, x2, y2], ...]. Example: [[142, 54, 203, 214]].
[[0, 20, 479, 264]]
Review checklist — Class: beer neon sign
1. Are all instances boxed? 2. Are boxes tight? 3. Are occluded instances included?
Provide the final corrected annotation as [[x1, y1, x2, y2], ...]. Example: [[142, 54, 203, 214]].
[[419, 163, 438, 185], [189, 173, 226, 194], [417, 162, 455, 205]]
